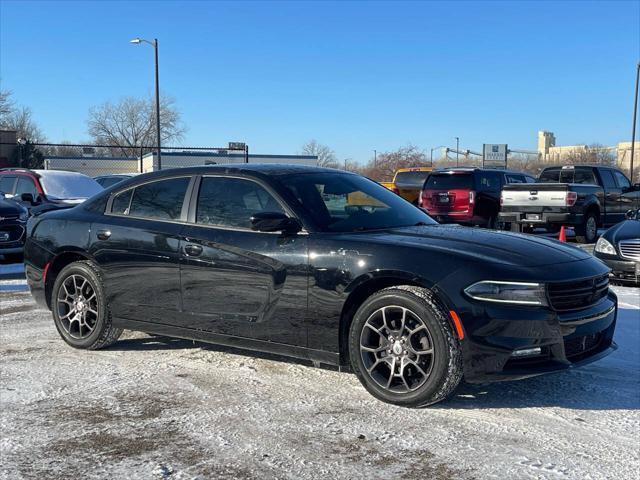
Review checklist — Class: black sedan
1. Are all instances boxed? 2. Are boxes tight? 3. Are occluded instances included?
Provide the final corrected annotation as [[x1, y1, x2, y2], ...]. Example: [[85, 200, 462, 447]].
[[24, 165, 618, 407], [594, 209, 640, 285], [0, 193, 28, 263]]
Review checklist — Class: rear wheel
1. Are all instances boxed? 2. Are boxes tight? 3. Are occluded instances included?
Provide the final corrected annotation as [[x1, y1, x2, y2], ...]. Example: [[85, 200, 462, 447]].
[[575, 212, 598, 244], [51, 261, 122, 349], [348, 286, 462, 407]]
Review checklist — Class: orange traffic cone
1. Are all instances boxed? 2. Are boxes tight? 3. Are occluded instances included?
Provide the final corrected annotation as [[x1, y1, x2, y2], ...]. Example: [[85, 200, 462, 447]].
[[558, 226, 566, 242]]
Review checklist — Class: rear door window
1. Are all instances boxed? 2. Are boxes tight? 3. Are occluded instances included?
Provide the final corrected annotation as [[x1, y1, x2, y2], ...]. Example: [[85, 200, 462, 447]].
[[15, 177, 38, 197], [571, 167, 597, 185], [111, 189, 134, 215], [425, 174, 473, 190], [600, 170, 617, 190], [0, 176, 17, 195], [128, 177, 190, 220]]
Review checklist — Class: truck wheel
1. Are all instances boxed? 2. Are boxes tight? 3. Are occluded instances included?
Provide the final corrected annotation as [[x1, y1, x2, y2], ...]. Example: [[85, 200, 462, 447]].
[[348, 286, 463, 407], [575, 213, 598, 244]]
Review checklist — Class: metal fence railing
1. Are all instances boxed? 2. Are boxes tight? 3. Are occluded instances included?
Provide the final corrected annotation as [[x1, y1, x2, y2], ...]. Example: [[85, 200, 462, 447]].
[[0, 142, 250, 177]]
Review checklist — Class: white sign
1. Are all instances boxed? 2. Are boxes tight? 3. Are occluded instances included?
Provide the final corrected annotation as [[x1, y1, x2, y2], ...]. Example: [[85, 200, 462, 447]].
[[483, 144, 508, 162]]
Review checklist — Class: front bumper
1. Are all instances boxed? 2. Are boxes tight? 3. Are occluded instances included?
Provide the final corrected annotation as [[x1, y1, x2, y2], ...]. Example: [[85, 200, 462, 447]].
[[594, 254, 639, 284], [458, 292, 618, 383]]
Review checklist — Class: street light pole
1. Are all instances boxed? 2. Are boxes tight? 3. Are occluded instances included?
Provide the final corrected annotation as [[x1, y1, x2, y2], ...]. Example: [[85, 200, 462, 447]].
[[374, 149, 377, 167], [131, 37, 162, 170], [630, 62, 639, 183], [455, 137, 460, 167]]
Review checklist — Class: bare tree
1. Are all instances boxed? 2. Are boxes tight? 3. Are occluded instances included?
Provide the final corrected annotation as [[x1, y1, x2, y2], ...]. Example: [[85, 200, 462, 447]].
[[87, 95, 186, 156], [360, 145, 429, 182], [301, 140, 339, 168], [1, 105, 47, 143], [0, 89, 14, 120]]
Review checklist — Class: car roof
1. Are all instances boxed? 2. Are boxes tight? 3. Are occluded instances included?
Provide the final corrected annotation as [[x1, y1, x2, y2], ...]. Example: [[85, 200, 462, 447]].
[[431, 167, 528, 175], [131, 163, 343, 180], [396, 167, 433, 172]]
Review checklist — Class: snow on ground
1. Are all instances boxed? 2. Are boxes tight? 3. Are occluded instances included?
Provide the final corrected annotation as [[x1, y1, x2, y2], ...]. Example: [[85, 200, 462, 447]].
[[0, 280, 638, 480]]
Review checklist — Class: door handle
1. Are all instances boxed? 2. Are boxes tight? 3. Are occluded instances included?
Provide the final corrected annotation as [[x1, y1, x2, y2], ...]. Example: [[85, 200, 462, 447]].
[[97, 230, 111, 241], [184, 244, 203, 257]]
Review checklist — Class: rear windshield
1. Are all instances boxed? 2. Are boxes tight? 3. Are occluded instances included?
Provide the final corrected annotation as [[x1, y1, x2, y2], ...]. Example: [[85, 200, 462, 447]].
[[538, 167, 597, 185], [425, 173, 473, 190], [39, 173, 103, 200], [394, 171, 431, 186]]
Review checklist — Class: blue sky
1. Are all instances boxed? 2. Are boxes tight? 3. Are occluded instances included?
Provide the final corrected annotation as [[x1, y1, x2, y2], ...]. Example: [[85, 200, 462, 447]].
[[1, 0, 638, 163]]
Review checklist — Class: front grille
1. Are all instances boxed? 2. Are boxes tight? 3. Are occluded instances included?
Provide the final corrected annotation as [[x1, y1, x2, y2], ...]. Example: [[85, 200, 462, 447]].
[[564, 332, 603, 359], [0, 225, 25, 244], [619, 239, 640, 261], [547, 274, 609, 311]]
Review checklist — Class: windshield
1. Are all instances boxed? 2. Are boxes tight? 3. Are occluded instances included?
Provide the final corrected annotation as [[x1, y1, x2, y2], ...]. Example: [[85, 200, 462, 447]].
[[278, 172, 437, 232], [394, 170, 431, 186], [39, 172, 103, 200], [425, 173, 474, 190]]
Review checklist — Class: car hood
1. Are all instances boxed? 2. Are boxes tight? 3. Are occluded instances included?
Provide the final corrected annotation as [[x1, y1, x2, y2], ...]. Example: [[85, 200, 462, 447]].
[[348, 224, 592, 267], [0, 198, 27, 217], [603, 219, 640, 243]]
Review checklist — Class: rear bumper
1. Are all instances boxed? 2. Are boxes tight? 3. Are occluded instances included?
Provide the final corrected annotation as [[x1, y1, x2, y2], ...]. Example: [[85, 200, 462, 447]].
[[460, 293, 618, 383], [499, 211, 583, 226], [426, 210, 484, 225]]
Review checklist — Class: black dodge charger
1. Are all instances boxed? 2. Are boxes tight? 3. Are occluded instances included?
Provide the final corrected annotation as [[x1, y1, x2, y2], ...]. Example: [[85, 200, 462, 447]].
[[24, 165, 617, 407]]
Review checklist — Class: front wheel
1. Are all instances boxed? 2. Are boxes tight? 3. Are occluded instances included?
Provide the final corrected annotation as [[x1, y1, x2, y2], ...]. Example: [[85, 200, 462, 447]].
[[348, 286, 463, 407], [51, 261, 122, 349]]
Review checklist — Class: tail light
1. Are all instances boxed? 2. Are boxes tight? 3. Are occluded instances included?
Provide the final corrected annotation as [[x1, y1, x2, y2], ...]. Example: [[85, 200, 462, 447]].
[[469, 191, 475, 204], [566, 192, 578, 206]]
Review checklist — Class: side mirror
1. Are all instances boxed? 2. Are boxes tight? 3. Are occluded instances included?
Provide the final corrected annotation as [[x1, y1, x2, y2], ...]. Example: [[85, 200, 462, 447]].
[[250, 211, 301, 233], [20, 193, 35, 204], [626, 209, 638, 220]]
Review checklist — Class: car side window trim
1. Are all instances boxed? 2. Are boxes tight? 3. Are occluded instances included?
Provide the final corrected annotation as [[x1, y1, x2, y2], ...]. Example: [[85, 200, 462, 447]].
[[104, 175, 196, 224], [184, 174, 307, 234]]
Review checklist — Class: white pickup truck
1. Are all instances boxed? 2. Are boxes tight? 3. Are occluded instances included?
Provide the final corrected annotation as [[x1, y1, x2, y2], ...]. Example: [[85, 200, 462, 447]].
[[499, 165, 639, 243]]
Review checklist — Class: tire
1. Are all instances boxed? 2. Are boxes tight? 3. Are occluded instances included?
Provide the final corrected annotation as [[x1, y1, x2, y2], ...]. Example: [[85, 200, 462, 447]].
[[51, 260, 122, 350], [575, 212, 598, 244], [348, 286, 463, 407]]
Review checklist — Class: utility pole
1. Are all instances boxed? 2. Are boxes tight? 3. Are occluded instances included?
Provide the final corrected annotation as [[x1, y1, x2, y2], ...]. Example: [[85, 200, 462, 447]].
[[374, 149, 377, 167], [631, 62, 639, 183], [455, 137, 460, 167]]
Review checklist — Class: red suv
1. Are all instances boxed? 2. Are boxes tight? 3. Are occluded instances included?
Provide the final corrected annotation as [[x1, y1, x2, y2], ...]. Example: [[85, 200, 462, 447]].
[[419, 168, 535, 228], [0, 168, 102, 213]]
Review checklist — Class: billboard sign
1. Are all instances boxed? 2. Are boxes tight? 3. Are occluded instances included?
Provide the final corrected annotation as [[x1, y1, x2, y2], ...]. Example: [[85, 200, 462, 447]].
[[483, 144, 508, 167]]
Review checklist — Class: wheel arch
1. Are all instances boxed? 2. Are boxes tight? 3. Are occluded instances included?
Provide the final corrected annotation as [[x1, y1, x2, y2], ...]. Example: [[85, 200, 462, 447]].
[[45, 249, 94, 309], [338, 271, 443, 367]]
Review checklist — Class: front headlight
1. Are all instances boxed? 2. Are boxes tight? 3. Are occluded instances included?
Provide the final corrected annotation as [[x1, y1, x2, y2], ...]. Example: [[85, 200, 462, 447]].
[[464, 281, 548, 306], [594, 237, 616, 255], [19, 211, 29, 222]]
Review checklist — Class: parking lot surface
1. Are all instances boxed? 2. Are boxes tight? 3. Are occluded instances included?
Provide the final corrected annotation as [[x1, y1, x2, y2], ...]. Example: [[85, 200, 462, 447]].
[[1, 278, 638, 480]]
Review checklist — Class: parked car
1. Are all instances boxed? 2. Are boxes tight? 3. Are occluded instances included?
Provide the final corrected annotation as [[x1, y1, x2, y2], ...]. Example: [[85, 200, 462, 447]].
[[594, 208, 640, 285], [500, 165, 640, 243], [94, 173, 137, 189], [381, 167, 433, 204], [24, 165, 617, 407], [0, 168, 103, 215], [0, 192, 28, 263], [419, 167, 535, 228]]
